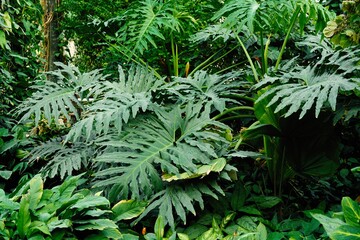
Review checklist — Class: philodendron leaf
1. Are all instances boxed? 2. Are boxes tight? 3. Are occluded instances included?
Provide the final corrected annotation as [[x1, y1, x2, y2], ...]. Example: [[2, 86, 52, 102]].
[[29, 175, 43, 211], [162, 158, 226, 182], [18, 194, 31, 238], [341, 197, 360, 227], [112, 199, 147, 222]]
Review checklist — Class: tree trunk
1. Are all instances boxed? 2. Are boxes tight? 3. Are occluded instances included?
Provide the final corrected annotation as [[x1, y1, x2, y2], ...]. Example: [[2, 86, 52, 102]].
[[41, 0, 61, 78]]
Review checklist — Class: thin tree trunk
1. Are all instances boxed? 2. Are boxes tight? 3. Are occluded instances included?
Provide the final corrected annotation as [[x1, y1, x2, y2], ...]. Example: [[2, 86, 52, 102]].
[[41, 0, 61, 78]]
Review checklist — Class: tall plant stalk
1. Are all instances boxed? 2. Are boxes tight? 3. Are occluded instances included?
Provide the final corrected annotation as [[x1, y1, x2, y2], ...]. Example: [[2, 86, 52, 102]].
[[274, 6, 301, 71]]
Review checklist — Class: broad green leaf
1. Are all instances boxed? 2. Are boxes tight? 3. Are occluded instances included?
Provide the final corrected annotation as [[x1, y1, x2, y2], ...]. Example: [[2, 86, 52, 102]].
[[29, 221, 51, 236], [29, 175, 43, 210], [331, 225, 360, 240], [0, 30, 6, 48], [250, 196, 282, 209], [70, 195, 110, 210], [0, 189, 19, 210], [236, 216, 257, 232], [177, 233, 190, 240], [238, 206, 262, 216], [0, 170, 12, 180], [2, 12, 12, 30], [57, 174, 83, 200], [162, 158, 226, 182], [155, 215, 165, 239], [122, 234, 139, 240], [48, 219, 72, 231], [74, 219, 118, 231], [112, 199, 147, 222], [197, 228, 221, 240], [256, 223, 267, 240], [18, 194, 31, 239], [183, 224, 208, 239], [341, 197, 360, 227], [231, 182, 247, 211], [100, 228, 123, 239], [311, 213, 344, 237], [267, 232, 285, 240]]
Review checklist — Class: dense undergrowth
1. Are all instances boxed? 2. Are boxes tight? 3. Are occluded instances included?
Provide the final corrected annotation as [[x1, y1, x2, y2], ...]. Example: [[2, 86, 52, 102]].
[[1, 0, 359, 239]]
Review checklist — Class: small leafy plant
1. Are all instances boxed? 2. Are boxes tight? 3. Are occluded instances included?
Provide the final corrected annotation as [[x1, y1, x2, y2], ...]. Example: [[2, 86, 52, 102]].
[[0, 174, 143, 239]]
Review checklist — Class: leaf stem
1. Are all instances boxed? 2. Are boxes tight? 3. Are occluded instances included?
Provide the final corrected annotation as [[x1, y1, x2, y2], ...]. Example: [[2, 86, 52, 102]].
[[234, 33, 259, 83], [274, 6, 301, 71], [212, 106, 254, 120]]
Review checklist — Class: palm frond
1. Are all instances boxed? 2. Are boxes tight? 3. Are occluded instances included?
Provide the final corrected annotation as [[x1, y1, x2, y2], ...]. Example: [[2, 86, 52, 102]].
[[255, 47, 360, 118], [92, 103, 229, 201], [16, 63, 107, 126], [65, 65, 164, 142]]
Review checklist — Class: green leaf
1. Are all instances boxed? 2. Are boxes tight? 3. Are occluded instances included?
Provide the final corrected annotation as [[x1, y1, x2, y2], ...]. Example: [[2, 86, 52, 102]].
[[112, 199, 147, 222], [177, 233, 190, 240], [331, 225, 360, 240], [94, 103, 228, 201], [250, 196, 282, 209], [311, 213, 344, 237], [70, 195, 110, 211], [100, 228, 123, 239], [29, 221, 51, 236], [18, 194, 31, 238], [155, 215, 165, 239], [238, 206, 262, 216], [74, 219, 118, 231], [0, 189, 19, 210], [231, 182, 247, 211], [57, 174, 83, 200], [47, 219, 72, 231], [162, 158, 226, 182], [0, 30, 6, 48], [341, 197, 360, 227], [256, 222, 267, 240], [0, 170, 12, 180], [29, 175, 43, 211]]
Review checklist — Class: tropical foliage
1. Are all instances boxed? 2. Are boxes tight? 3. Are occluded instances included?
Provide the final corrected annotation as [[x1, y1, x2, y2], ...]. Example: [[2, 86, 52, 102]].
[[0, 0, 359, 239]]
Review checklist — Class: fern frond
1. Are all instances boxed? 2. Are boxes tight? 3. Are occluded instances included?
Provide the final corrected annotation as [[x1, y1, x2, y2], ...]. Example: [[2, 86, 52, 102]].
[[255, 47, 360, 118], [16, 63, 107, 126], [65, 65, 164, 142], [92, 103, 229, 201]]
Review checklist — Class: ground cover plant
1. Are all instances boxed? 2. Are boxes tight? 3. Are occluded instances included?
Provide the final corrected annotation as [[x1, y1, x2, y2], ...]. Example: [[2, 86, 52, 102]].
[[1, 0, 359, 239]]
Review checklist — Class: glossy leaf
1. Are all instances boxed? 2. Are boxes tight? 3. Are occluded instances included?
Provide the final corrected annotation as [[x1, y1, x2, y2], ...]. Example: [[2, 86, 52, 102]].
[[112, 199, 147, 222], [341, 197, 360, 227], [29, 175, 43, 211], [18, 194, 31, 238]]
